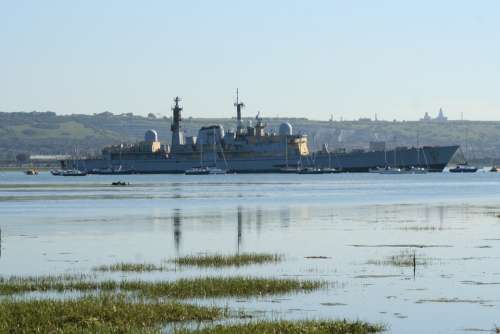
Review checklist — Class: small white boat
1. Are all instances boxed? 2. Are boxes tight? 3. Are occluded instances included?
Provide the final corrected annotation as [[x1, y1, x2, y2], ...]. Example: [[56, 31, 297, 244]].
[[62, 169, 87, 176], [321, 167, 342, 174], [50, 169, 62, 176], [407, 166, 428, 174], [298, 167, 324, 174], [90, 166, 134, 175], [369, 166, 405, 174], [185, 166, 226, 175]]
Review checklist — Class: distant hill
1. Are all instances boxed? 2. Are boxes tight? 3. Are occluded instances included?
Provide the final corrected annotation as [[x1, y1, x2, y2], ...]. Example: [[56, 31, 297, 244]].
[[1, 111, 499, 162]]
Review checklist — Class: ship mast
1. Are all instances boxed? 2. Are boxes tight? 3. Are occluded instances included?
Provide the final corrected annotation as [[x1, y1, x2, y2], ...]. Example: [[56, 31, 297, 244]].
[[234, 89, 245, 135], [171, 96, 185, 151]]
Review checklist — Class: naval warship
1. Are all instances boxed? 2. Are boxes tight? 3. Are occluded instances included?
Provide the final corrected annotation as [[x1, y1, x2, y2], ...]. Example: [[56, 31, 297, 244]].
[[64, 93, 459, 173]]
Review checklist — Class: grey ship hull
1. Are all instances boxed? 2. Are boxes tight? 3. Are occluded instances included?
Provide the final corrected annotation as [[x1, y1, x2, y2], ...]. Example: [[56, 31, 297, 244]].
[[66, 145, 458, 173], [313, 145, 459, 172]]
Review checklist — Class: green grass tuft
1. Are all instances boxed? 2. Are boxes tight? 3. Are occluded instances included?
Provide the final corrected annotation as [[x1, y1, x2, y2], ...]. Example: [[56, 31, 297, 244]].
[[172, 253, 283, 267], [0, 294, 227, 333], [367, 250, 428, 267], [0, 275, 324, 298], [93, 262, 166, 272], [174, 320, 385, 334]]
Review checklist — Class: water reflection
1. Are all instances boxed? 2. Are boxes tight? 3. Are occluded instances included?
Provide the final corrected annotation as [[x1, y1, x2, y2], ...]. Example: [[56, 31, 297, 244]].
[[237, 206, 242, 253], [173, 209, 182, 254], [167, 206, 299, 255]]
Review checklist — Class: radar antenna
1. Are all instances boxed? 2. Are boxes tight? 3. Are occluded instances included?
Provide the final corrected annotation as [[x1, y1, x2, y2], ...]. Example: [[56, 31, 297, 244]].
[[234, 89, 245, 133], [171, 96, 183, 131]]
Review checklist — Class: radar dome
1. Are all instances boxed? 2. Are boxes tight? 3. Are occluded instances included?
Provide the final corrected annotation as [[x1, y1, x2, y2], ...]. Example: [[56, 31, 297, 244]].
[[144, 129, 158, 142], [279, 122, 292, 136]]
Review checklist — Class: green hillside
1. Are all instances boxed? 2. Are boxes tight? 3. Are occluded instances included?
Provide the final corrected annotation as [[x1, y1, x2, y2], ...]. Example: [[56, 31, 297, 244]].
[[1, 111, 499, 162]]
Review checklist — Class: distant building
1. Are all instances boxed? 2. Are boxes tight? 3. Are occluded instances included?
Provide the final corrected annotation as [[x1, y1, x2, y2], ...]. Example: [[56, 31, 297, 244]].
[[421, 112, 432, 121], [420, 108, 448, 122], [435, 108, 448, 121]]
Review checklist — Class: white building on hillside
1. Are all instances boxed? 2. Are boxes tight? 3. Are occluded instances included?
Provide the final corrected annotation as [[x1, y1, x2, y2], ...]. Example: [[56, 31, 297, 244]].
[[420, 108, 448, 122]]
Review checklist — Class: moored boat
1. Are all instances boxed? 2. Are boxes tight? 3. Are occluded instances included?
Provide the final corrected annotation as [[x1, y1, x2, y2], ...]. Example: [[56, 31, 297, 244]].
[[449, 164, 478, 173], [50, 169, 62, 176], [185, 166, 226, 175], [62, 169, 87, 176], [298, 167, 324, 174], [407, 166, 428, 174], [24, 169, 39, 175], [369, 166, 405, 174]]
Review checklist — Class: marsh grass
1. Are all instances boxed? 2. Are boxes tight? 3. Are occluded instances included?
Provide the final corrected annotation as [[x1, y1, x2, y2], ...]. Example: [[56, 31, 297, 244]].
[[367, 250, 428, 267], [0, 276, 324, 298], [93, 262, 167, 272], [174, 320, 385, 334], [172, 253, 283, 267], [0, 294, 227, 333]]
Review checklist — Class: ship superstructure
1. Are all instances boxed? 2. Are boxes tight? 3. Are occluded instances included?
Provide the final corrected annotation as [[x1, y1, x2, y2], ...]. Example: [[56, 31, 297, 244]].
[[65, 92, 459, 173]]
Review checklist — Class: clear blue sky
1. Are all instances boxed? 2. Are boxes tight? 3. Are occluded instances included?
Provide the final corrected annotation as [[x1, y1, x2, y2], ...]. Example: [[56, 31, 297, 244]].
[[1, 0, 499, 120]]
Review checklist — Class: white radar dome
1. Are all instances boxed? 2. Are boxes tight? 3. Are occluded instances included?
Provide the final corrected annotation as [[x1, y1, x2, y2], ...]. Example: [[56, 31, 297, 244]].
[[279, 122, 292, 136], [144, 129, 158, 142]]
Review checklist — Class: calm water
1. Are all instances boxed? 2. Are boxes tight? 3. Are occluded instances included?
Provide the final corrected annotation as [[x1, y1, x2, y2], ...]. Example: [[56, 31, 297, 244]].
[[1, 171, 500, 333]]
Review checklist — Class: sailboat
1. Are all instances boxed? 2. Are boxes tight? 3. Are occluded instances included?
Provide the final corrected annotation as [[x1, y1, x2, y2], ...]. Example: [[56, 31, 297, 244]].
[[185, 128, 226, 175], [321, 147, 341, 173], [369, 166, 404, 174], [52, 147, 88, 176], [280, 136, 300, 173], [406, 146, 428, 174], [450, 119, 477, 173], [369, 143, 405, 174]]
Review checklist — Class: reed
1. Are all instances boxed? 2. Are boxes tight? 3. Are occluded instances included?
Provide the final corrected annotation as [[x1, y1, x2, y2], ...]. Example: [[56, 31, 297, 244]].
[[0, 276, 324, 298], [175, 320, 385, 334], [367, 250, 428, 267], [93, 262, 166, 272], [172, 253, 283, 267]]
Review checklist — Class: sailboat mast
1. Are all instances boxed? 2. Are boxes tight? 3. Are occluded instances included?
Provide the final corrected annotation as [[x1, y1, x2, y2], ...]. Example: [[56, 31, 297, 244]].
[[285, 137, 288, 168], [213, 128, 216, 167], [393, 136, 397, 167], [200, 140, 203, 167]]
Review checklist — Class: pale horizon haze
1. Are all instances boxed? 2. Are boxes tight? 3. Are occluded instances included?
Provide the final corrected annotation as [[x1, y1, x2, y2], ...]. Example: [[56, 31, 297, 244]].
[[1, 0, 500, 121]]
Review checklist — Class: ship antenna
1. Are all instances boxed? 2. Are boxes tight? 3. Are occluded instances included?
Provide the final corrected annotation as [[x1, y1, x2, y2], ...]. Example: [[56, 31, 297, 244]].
[[234, 88, 245, 133]]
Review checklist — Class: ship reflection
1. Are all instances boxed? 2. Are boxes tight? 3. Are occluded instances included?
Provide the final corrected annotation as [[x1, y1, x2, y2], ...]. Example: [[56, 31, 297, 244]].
[[237, 206, 242, 253], [172, 209, 182, 254], [169, 206, 293, 254]]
